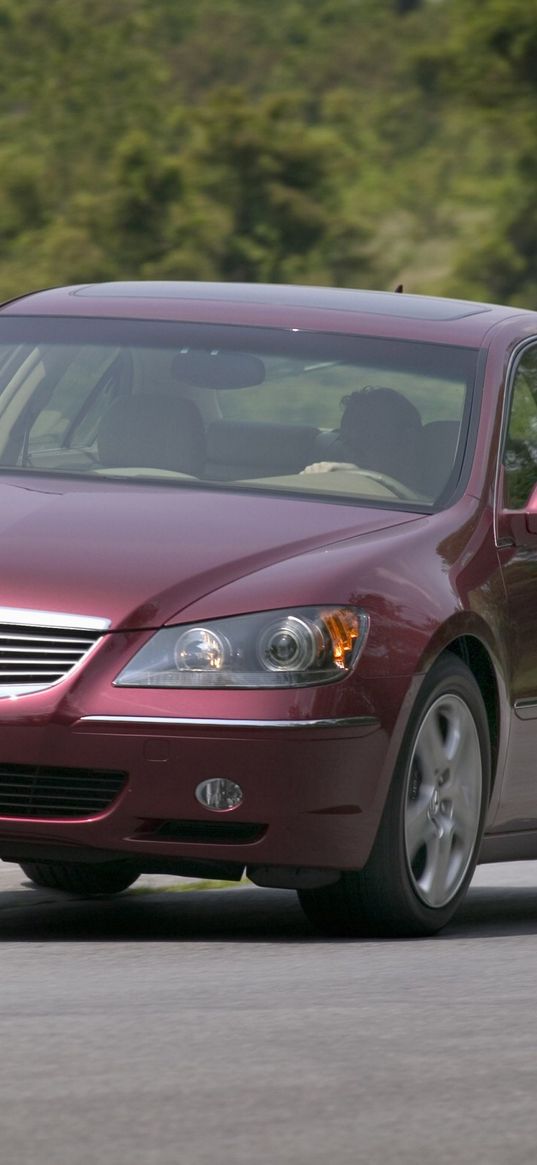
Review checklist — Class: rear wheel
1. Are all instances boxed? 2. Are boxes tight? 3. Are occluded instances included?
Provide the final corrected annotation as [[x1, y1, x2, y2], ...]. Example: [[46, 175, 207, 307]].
[[298, 654, 491, 937], [19, 860, 139, 896]]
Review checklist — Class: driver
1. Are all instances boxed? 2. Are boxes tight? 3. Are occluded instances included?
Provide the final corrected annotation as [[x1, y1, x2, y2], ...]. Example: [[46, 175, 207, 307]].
[[303, 387, 422, 488]]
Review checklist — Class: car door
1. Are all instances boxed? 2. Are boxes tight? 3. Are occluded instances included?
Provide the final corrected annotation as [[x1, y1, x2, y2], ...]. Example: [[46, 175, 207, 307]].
[[494, 340, 537, 827]]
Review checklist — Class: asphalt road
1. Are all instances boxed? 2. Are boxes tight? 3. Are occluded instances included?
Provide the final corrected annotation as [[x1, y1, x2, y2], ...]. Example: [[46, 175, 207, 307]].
[[1, 861, 537, 1165]]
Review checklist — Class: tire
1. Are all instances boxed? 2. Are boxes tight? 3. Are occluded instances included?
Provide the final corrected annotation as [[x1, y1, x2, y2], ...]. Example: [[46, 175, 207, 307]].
[[19, 860, 140, 896], [298, 654, 491, 938]]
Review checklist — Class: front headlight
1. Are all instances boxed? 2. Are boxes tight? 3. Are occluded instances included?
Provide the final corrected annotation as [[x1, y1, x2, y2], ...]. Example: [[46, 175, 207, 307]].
[[114, 606, 369, 689]]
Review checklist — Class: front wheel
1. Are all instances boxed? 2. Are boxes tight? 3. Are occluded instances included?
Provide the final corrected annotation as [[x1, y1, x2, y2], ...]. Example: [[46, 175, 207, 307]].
[[19, 860, 140, 896], [298, 654, 491, 937]]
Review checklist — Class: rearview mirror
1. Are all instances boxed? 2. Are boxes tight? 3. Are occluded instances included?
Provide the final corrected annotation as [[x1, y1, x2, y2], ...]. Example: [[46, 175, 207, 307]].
[[172, 349, 265, 389]]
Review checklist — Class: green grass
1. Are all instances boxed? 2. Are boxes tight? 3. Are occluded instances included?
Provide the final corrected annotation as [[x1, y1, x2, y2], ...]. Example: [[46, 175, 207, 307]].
[[130, 877, 249, 895]]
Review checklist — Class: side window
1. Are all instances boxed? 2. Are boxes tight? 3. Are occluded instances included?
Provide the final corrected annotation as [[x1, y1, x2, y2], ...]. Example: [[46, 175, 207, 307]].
[[28, 347, 122, 452], [504, 345, 537, 508]]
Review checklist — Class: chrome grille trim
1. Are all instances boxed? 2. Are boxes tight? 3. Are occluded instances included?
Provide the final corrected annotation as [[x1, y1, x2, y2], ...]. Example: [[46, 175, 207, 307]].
[[0, 610, 110, 696], [0, 607, 111, 631]]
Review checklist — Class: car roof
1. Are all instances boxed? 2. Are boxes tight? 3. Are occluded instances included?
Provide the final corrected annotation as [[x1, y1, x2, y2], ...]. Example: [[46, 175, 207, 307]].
[[2, 281, 536, 346]]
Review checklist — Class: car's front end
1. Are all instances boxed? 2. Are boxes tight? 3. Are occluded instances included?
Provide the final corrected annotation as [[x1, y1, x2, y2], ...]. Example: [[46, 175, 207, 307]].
[[0, 469, 429, 885], [0, 281, 520, 929]]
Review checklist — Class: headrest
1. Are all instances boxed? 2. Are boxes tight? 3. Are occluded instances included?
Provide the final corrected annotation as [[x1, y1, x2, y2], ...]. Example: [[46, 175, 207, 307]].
[[97, 394, 205, 475]]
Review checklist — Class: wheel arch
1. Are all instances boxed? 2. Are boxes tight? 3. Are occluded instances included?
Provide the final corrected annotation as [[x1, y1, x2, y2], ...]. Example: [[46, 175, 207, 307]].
[[437, 635, 500, 792]]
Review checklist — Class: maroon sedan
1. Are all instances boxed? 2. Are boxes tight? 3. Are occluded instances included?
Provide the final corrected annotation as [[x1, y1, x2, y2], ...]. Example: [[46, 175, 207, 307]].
[[0, 281, 536, 936]]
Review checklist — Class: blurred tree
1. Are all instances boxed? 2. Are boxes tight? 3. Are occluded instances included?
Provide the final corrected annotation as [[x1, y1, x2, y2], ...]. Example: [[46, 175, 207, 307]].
[[443, 0, 537, 304], [178, 89, 374, 285], [0, 0, 535, 303]]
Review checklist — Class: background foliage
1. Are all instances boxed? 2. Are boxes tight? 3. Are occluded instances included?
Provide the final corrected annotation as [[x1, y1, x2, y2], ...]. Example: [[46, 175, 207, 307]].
[[0, 0, 536, 304]]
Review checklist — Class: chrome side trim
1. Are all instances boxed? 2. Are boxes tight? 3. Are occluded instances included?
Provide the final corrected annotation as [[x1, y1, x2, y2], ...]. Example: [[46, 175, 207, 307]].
[[0, 607, 111, 631], [514, 700, 537, 721], [79, 714, 379, 730]]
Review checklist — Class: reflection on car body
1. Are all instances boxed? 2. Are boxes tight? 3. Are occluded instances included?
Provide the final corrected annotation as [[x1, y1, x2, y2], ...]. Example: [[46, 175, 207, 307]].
[[0, 280, 537, 935]]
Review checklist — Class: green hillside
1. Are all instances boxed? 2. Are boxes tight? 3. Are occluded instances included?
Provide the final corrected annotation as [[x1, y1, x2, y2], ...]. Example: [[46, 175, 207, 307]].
[[0, 0, 536, 304]]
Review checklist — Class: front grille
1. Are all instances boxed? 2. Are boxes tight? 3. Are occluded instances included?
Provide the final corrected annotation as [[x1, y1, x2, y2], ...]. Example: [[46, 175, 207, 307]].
[[0, 763, 127, 819], [0, 623, 102, 692]]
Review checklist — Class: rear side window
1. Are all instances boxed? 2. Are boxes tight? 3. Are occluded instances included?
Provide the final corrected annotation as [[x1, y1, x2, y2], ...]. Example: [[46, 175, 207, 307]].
[[504, 345, 537, 508]]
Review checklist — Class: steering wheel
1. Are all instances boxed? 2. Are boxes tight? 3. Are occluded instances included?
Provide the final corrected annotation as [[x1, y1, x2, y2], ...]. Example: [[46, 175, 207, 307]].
[[352, 468, 421, 502]]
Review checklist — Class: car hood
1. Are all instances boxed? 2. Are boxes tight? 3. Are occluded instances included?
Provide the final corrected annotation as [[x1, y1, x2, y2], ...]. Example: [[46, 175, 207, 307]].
[[0, 475, 422, 629]]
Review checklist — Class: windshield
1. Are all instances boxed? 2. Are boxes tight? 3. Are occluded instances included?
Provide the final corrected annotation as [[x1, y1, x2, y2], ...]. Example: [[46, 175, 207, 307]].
[[0, 317, 478, 509]]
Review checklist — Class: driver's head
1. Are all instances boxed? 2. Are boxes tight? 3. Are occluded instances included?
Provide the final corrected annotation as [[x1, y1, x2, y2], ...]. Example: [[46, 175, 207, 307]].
[[340, 387, 422, 485]]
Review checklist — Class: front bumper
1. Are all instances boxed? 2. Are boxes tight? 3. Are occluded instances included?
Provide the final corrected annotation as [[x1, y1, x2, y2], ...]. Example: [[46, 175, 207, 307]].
[[0, 704, 402, 875], [0, 605, 416, 877]]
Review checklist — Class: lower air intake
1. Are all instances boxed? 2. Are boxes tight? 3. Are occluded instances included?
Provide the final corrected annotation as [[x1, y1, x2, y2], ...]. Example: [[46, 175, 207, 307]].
[[0, 764, 128, 819], [150, 820, 266, 844]]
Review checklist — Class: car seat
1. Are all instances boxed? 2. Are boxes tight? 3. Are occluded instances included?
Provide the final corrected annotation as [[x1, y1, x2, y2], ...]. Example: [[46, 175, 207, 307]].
[[97, 393, 206, 476]]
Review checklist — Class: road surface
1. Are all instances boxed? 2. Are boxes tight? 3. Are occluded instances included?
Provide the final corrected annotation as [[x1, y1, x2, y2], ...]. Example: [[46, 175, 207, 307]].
[[0, 860, 536, 1164]]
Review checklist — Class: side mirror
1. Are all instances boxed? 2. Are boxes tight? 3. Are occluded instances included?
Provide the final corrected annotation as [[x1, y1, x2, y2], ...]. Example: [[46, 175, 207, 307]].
[[525, 483, 537, 534]]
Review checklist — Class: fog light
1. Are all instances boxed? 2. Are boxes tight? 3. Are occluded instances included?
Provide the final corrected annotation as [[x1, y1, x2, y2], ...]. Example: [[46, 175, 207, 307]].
[[195, 778, 244, 812]]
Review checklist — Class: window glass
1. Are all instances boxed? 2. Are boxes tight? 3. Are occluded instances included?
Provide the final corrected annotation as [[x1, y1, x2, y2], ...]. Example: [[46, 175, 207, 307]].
[[0, 317, 478, 510], [28, 347, 121, 451], [504, 346, 537, 508], [218, 359, 466, 428]]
